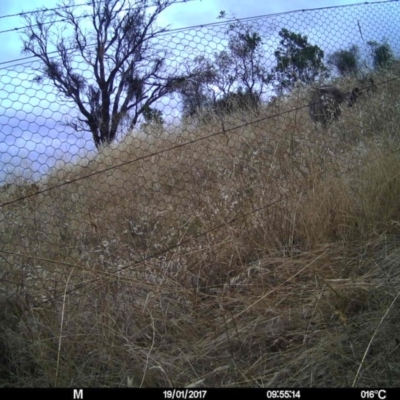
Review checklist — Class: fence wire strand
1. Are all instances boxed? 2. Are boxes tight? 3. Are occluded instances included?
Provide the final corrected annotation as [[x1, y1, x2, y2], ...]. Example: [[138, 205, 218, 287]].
[[1, 0, 400, 388]]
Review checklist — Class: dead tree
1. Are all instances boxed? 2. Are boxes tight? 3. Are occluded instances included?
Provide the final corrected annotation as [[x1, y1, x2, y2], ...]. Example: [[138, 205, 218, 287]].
[[21, 0, 185, 149]]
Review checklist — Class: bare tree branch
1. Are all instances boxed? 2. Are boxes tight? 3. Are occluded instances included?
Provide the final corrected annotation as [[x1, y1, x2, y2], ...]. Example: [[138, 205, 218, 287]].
[[21, 0, 183, 149]]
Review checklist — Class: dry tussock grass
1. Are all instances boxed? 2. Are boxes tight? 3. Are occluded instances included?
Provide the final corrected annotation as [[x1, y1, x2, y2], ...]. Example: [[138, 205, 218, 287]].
[[1, 68, 400, 387]]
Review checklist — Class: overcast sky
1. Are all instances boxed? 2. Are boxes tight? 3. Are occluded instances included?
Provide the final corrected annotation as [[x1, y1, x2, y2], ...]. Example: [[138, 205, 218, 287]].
[[0, 0, 390, 63], [0, 0, 395, 183]]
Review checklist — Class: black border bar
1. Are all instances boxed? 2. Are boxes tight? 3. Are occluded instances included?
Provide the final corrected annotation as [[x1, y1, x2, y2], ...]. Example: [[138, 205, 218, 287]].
[[0, 388, 397, 399]]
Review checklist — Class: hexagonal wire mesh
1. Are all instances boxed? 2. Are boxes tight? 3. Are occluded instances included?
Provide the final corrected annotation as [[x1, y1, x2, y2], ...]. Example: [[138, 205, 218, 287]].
[[1, 1, 400, 387]]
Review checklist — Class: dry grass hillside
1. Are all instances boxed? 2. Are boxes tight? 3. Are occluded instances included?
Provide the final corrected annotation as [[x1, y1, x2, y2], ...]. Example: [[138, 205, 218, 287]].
[[1, 65, 400, 387]]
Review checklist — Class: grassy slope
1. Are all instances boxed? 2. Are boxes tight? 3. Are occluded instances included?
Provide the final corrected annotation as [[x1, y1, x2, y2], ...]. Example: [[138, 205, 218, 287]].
[[1, 67, 400, 387]]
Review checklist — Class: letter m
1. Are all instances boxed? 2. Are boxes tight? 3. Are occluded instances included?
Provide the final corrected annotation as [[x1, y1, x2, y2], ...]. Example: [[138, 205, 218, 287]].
[[73, 389, 83, 399]]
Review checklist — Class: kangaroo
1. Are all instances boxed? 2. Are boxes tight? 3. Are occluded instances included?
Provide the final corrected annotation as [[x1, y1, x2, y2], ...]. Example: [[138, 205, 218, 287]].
[[358, 76, 377, 93], [309, 86, 361, 127]]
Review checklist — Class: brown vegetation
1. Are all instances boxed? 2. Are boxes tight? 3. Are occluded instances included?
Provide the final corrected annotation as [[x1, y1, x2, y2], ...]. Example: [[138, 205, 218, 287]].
[[1, 67, 400, 387]]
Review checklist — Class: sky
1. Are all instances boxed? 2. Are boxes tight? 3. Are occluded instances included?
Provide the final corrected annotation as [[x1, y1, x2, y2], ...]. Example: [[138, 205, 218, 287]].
[[0, 0, 396, 183], [0, 0, 391, 64]]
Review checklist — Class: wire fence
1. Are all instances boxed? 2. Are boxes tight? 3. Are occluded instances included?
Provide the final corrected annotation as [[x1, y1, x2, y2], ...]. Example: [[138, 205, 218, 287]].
[[1, 1, 400, 387], [0, 0, 399, 292]]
